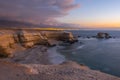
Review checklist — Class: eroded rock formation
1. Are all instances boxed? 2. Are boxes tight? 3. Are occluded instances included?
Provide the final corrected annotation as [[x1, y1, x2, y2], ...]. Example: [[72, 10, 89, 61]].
[[0, 30, 77, 57], [96, 32, 111, 39], [45, 31, 78, 43]]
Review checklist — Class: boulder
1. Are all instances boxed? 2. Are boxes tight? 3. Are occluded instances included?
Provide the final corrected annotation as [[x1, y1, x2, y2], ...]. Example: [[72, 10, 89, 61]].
[[96, 32, 111, 39]]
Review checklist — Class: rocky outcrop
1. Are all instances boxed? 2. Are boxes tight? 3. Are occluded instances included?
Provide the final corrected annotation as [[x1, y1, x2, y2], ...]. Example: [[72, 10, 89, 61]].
[[16, 30, 49, 48], [0, 34, 16, 57], [45, 31, 78, 43], [0, 30, 77, 57], [0, 30, 49, 57], [96, 32, 111, 39]]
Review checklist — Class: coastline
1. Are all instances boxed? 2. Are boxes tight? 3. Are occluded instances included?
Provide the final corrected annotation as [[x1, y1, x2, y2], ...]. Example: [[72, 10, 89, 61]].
[[0, 45, 120, 80], [0, 29, 120, 80]]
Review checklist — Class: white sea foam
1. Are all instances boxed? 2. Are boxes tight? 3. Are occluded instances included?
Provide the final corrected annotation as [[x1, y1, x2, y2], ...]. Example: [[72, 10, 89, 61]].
[[76, 45, 85, 49], [47, 47, 66, 64]]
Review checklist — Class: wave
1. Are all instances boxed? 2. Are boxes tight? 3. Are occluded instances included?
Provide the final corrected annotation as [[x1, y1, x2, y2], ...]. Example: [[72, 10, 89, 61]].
[[57, 44, 85, 53], [47, 47, 66, 64], [76, 45, 85, 50]]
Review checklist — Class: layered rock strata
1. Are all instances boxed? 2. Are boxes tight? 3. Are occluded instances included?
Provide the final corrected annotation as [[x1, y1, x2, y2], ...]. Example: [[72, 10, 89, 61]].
[[0, 30, 77, 57]]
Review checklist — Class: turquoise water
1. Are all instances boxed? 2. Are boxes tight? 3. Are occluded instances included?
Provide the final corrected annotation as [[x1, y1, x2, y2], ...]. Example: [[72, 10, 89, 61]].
[[58, 30, 120, 77]]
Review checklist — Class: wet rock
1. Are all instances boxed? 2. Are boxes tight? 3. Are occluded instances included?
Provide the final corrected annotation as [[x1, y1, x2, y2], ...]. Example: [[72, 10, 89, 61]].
[[78, 35, 81, 37], [92, 36, 96, 38], [96, 32, 111, 39], [87, 36, 90, 39]]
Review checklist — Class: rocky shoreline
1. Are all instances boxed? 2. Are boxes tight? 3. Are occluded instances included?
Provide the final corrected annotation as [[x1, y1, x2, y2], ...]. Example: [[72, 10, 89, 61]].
[[0, 29, 120, 80], [0, 60, 118, 80], [0, 45, 120, 80]]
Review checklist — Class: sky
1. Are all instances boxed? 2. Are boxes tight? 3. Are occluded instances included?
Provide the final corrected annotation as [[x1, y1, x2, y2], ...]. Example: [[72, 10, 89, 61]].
[[0, 0, 120, 29], [59, 0, 120, 29], [0, 0, 79, 26]]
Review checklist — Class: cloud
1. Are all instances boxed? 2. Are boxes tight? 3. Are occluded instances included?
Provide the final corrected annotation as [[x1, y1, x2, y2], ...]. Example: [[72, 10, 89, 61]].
[[0, 0, 80, 24]]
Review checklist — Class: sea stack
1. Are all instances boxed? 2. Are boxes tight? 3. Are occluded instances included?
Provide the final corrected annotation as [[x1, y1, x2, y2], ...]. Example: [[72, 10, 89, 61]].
[[96, 32, 111, 39]]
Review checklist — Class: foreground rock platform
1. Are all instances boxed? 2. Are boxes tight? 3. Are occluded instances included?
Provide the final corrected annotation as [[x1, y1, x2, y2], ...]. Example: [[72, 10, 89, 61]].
[[0, 60, 119, 80], [0, 45, 120, 80]]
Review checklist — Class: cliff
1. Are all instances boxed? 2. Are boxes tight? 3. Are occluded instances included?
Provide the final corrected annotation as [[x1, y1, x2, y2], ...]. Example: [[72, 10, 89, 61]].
[[0, 30, 76, 57], [45, 31, 78, 43]]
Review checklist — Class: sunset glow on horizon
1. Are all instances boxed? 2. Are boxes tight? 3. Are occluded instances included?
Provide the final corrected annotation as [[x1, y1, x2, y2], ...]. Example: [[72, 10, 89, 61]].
[[0, 0, 120, 29], [59, 0, 120, 29], [76, 22, 120, 29]]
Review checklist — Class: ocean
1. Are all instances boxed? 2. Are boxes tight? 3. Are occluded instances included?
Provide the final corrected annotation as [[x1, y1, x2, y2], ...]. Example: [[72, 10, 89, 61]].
[[57, 30, 120, 77]]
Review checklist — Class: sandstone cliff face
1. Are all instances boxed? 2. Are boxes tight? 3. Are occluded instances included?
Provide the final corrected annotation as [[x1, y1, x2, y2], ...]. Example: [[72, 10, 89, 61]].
[[0, 34, 15, 57], [16, 30, 48, 48], [44, 31, 77, 42], [0, 30, 48, 57], [0, 30, 77, 57]]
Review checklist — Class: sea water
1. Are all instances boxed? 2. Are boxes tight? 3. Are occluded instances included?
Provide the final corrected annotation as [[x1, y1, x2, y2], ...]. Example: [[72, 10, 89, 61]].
[[57, 30, 120, 77]]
